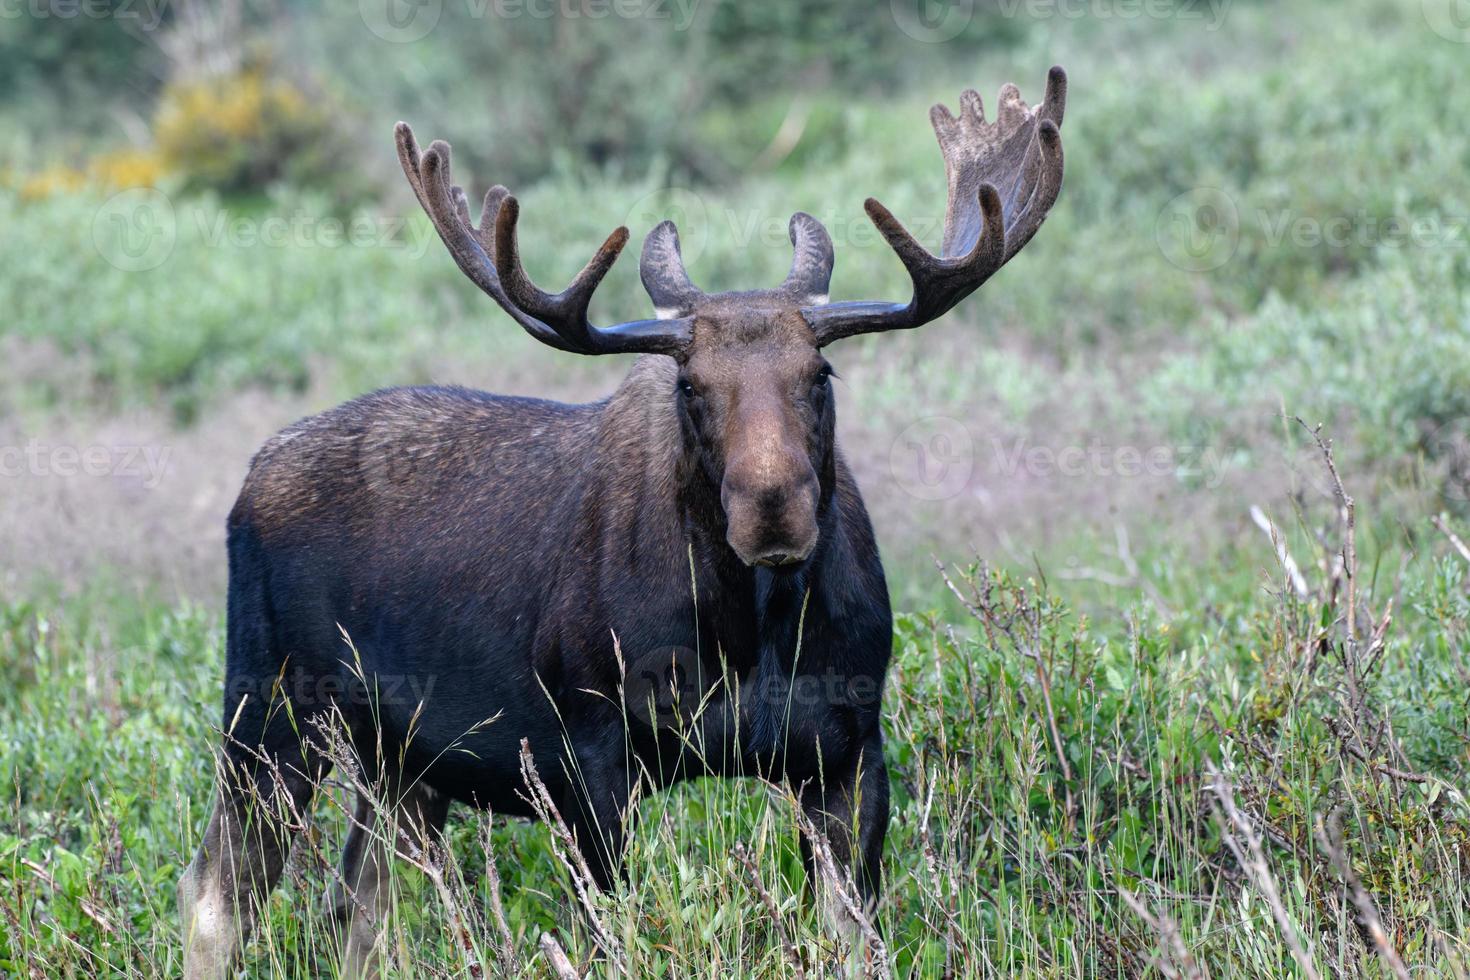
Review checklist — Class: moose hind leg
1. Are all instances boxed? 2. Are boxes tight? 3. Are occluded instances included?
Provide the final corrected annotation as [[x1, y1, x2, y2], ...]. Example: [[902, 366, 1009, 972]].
[[330, 780, 450, 979], [179, 767, 316, 980]]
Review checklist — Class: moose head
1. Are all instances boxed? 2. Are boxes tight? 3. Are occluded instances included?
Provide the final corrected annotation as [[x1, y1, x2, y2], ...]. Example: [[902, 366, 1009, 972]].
[[395, 66, 1066, 569]]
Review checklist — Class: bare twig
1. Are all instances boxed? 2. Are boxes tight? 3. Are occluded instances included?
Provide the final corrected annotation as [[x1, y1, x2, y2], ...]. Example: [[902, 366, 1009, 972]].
[[518, 739, 626, 972], [18, 858, 115, 935], [1117, 884, 1207, 980], [768, 781, 891, 979], [1297, 420, 1356, 637], [479, 818, 520, 976], [939, 561, 1077, 828], [307, 717, 486, 980], [1314, 808, 1410, 980], [1432, 514, 1470, 565], [915, 776, 964, 978], [1052, 522, 1175, 615], [540, 932, 582, 980], [733, 840, 805, 978], [1207, 763, 1321, 980], [1250, 505, 1310, 599]]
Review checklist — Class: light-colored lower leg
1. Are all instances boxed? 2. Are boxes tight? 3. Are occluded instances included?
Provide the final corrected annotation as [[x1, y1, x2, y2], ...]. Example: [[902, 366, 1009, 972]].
[[179, 797, 280, 980], [178, 845, 238, 980]]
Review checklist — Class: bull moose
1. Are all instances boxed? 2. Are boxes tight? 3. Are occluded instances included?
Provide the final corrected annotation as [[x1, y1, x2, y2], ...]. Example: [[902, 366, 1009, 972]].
[[179, 66, 1067, 977]]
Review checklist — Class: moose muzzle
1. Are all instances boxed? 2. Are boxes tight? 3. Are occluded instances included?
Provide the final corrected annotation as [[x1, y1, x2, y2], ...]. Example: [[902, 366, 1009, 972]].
[[720, 455, 820, 568]]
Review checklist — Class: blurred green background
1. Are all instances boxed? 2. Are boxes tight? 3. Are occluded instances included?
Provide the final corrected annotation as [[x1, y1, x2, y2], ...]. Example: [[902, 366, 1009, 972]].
[[5, 0, 1468, 612]]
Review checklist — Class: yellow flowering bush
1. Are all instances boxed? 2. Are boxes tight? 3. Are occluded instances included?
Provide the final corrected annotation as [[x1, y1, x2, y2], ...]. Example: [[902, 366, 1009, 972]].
[[87, 149, 168, 190], [153, 65, 354, 197], [12, 149, 166, 201], [16, 166, 87, 201]]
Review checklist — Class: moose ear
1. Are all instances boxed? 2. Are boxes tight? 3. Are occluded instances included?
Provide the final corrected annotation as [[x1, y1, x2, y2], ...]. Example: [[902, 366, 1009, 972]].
[[640, 221, 706, 318], [780, 212, 834, 306]]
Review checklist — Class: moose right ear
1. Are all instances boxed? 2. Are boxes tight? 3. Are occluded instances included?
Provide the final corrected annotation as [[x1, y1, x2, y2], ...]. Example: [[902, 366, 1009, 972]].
[[780, 212, 834, 306], [640, 221, 706, 319]]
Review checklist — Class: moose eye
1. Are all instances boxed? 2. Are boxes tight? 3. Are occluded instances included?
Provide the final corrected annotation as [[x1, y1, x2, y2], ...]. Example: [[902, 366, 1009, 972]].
[[677, 378, 697, 398], [812, 366, 833, 388]]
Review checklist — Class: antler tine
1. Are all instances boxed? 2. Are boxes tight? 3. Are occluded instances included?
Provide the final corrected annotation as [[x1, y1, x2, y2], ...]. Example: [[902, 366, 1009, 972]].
[[800, 67, 1067, 346], [491, 194, 632, 347], [1001, 118, 1063, 261], [395, 122, 693, 357]]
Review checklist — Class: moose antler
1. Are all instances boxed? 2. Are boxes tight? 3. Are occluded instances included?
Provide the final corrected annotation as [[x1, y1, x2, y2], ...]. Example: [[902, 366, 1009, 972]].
[[396, 122, 694, 356], [802, 66, 1066, 344]]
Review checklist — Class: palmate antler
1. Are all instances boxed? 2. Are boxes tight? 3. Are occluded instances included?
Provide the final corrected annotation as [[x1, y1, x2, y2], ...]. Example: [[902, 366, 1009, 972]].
[[802, 66, 1067, 344], [396, 65, 1063, 354], [395, 122, 694, 356]]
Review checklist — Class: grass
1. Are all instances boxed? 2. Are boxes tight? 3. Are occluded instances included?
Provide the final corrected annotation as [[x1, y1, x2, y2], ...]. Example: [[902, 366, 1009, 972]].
[[4, 446, 1470, 976]]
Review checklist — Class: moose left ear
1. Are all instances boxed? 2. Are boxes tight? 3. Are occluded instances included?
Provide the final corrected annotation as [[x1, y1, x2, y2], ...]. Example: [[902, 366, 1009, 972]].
[[780, 212, 834, 306], [640, 220, 707, 319]]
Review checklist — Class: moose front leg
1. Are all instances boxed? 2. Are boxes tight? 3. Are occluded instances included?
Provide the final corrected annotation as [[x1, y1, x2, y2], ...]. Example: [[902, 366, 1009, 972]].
[[795, 728, 890, 928], [547, 733, 637, 892]]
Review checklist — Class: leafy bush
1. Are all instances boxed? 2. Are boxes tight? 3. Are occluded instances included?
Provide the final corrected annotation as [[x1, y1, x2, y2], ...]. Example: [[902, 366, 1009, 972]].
[[5, 482, 1469, 975], [153, 62, 369, 205], [10, 149, 168, 201]]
